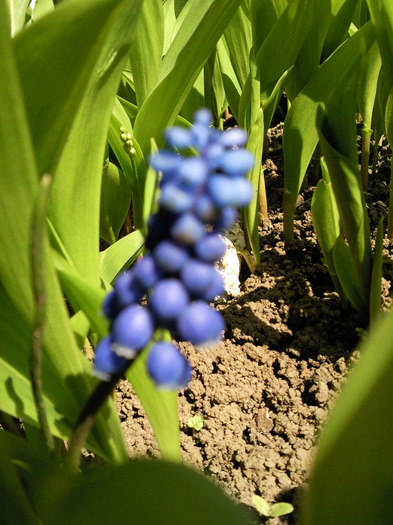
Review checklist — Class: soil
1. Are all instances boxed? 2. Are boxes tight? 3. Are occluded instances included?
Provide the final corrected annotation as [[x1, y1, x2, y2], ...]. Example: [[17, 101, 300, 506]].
[[115, 125, 393, 524]]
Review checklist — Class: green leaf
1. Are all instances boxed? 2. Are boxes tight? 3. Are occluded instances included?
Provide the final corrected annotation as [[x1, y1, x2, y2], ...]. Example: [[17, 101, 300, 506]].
[[367, 0, 393, 86], [216, 37, 242, 122], [100, 161, 131, 245], [51, 251, 108, 340], [283, 21, 375, 244], [254, 0, 313, 101], [303, 307, 393, 525], [322, 0, 359, 60], [7, 0, 30, 35], [134, 0, 244, 155], [332, 237, 368, 316], [252, 495, 271, 517], [271, 502, 294, 517], [0, 0, 126, 463], [43, 460, 254, 525], [99, 229, 145, 285], [358, 39, 381, 130], [311, 173, 347, 305], [243, 108, 264, 264], [318, 108, 372, 306], [285, 0, 331, 101], [223, 2, 252, 89], [42, 0, 143, 284], [129, 0, 164, 106], [126, 347, 181, 462]]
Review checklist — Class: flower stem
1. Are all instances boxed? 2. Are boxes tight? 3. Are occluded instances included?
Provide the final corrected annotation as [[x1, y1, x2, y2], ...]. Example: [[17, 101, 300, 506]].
[[65, 362, 130, 472], [29, 173, 54, 453]]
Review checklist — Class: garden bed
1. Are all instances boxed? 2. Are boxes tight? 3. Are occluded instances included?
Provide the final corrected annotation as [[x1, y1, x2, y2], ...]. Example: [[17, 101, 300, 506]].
[[116, 126, 393, 523]]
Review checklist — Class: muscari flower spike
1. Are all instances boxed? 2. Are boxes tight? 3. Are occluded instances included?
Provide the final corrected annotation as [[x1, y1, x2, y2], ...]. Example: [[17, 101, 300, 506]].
[[93, 109, 255, 390]]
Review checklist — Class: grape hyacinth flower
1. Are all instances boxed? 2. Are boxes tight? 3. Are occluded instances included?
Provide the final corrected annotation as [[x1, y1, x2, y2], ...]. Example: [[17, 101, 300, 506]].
[[93, 109, 255, 389]]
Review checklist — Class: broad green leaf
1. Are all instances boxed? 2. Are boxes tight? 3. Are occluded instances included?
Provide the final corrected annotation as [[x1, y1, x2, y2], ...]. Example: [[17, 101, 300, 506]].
[[332, 237, 368, 316], [99, 229, 145, 285], [43, 460, 254, 525], [162, 0, 192, 55], [352, 0, 369, 27], [0, 0, 126, 463], [134, 0, 244, 154], [311, 174, 347, 305], [223, 2, 252, 89], [303, 307, 393, 525], [100, 161, 131, 245], [43, 0, 143, 284], [358, 39, 381, 129], [254, 0, 313, 101], [285, 0, 331, 101], [322, 0, 359, 60], [250, 0, 287, 54], [7, 0, 30, 35], [51, 251, 108, 340], [216, 37, 242, 122], [32, 0, 54, 21], [127, 348, 181, 462], [13, 0, 141, 178], [283, 21, 375, 244], [129, 0, 164, 106], [367, 0, 393, 86], [244, 107, 264, 263], [180, 68, 205, 122], [318, 110, 372, 303], [204, 48, 226, 123]]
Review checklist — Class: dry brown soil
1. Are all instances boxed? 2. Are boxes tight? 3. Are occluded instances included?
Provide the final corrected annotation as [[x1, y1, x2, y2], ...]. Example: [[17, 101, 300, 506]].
[[116, 126, 393, 524]]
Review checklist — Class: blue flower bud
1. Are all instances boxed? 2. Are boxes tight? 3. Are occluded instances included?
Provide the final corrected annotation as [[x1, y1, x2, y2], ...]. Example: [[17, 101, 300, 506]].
[[150, 150, 181, 177], [159, 183, 194, 214], [193, 108, 212, 126], [165, 127, 193, 150], [102, 290, 122, 320], [180, 259, 216, 295], [149, 278, 189, 320], [113, 271, 145, 307], [230, 177, 254, 207], [147, 341, 192, 389], [220, 128, 248, 148], [194, 233, 226, 262], [93, 336, 129, 381], [178, 157, 208, 187], [112, 305, 155, 358], [193, 194, 218, 223], [199, 269, 225, 302], [213, 206, 238, 230], [153, 240, 189, 273], [207, 174, 237, 208], [218, 148, 255, 176], [170, 212, 205, 245], [177, 301, 225, 345], [133, 255, 163, 290]]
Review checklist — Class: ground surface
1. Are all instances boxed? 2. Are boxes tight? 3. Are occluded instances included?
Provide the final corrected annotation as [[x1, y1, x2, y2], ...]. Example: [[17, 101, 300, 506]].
[[116, 126, 393, 523]]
